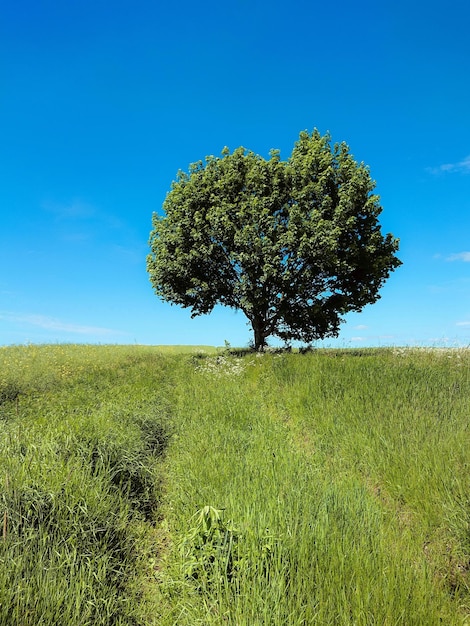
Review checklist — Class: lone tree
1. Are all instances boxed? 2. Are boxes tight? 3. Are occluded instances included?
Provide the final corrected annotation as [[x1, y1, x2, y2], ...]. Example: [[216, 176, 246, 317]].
[[147, 130, 401, 350]]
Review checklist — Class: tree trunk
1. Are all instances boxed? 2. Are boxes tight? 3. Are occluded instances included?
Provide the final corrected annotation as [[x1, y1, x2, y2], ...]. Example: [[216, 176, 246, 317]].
[[252, 320, 267, 352]]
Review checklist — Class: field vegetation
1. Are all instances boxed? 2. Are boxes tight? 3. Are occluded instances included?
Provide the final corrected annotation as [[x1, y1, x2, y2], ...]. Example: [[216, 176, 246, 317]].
[[1, 344, 470, 624]]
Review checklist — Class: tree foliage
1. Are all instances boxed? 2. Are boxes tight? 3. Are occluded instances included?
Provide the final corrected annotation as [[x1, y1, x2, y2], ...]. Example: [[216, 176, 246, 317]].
[[147, 130, 401, 350]]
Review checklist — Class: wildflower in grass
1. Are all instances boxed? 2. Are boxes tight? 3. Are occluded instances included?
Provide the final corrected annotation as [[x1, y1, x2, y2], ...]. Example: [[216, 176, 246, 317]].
[[196, 356, 246, 377]]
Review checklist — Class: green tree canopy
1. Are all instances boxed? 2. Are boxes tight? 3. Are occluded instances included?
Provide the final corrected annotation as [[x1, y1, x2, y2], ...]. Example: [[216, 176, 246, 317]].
[[147, 130, 401, 350]]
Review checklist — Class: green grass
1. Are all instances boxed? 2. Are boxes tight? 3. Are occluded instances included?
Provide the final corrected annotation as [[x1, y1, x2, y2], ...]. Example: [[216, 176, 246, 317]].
[[1, 345, 470, 624], [0, 345, 174, 625]]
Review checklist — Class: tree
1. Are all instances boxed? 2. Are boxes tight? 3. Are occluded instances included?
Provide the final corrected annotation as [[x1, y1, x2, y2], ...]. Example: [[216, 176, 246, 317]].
[[147, 130, 401, 350]]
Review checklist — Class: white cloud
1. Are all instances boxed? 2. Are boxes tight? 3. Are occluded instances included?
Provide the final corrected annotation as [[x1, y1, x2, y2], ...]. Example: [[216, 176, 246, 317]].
[[428, 156, 470, 175], [456, 321, 470, 327], [446, 252, 470, 262], [0, 312, 119, 335], [353, 324, 368, 330], [350, 336, 366, 342]]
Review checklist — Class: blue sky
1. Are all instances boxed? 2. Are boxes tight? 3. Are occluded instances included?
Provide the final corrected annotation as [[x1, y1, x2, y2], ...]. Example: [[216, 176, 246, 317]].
[[1, 0, 469, 348]]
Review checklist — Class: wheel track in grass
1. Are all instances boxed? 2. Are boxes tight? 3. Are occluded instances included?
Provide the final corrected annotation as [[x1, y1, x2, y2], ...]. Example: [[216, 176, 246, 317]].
[[139, 349, 470, 624], [257, 352, 470, 624]]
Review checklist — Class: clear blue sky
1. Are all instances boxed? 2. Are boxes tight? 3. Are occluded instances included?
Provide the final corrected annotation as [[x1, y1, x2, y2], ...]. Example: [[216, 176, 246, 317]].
[[1, 0, 469, 347]]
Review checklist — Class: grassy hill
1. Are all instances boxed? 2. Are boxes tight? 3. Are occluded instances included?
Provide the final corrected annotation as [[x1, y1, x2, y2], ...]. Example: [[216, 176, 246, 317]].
[[1, 345, 469, 624]]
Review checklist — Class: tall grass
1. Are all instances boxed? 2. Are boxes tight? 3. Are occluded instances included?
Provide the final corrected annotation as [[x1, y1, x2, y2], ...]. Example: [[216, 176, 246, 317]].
[[152, 348, 470, 624], [1, 345, 470, 624], [0, 345, 173, 625]]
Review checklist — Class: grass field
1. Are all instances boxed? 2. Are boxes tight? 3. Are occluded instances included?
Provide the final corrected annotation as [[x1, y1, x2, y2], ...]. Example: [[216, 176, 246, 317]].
[[1, 344, 470, 624]]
